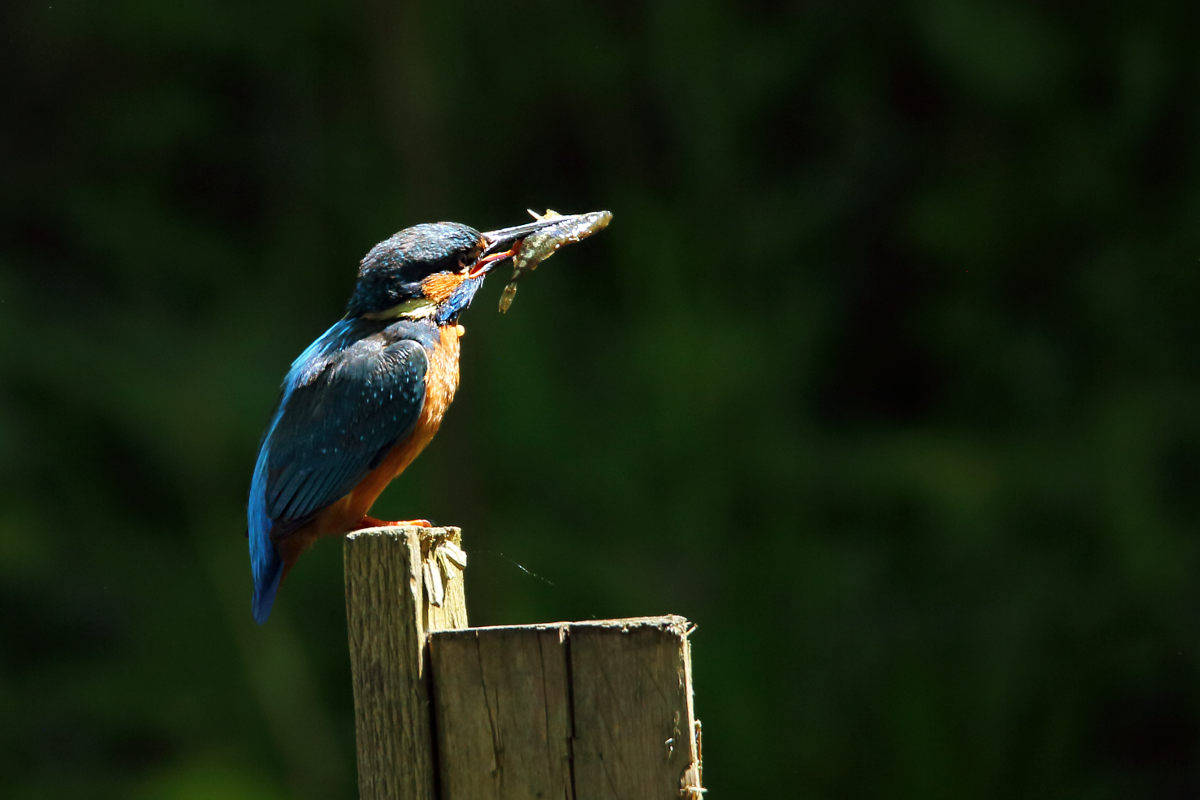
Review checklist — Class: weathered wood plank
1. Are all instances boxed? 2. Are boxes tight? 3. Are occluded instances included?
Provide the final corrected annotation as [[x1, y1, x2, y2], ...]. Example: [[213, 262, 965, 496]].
[[429, 616, 702, 799], [569, 617, 700, 800], [344, 526, 469, 800], [431, 625, 573, 799]]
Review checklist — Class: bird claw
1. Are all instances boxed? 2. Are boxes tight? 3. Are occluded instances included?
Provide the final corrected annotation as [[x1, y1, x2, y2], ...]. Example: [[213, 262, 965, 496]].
[[358, 515, 432, 528]]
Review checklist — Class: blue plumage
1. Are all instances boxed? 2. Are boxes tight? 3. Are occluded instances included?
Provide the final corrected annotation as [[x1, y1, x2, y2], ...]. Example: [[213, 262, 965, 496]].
[[248, 317, 438, 623]]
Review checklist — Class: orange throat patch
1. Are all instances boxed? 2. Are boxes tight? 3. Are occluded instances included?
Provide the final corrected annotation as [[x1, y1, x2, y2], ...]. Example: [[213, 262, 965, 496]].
[[421, 272, 466, 306]]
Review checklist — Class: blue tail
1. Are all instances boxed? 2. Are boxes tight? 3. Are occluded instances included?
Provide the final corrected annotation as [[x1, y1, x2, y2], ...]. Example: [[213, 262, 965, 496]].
[[251, 547, 283, 624], [249, 440, 281, 624]]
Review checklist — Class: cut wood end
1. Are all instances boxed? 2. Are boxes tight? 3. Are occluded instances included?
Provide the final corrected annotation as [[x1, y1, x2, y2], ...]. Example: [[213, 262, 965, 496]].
[[346, 525, 450, 541], [432, 614, 691, 635]]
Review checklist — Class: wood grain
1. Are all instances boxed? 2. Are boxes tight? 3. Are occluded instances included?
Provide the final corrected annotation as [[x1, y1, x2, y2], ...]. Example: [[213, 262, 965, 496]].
[[569, 617, 700, 800], [344, 526, 469, 800], [430, 617, 702, 799]]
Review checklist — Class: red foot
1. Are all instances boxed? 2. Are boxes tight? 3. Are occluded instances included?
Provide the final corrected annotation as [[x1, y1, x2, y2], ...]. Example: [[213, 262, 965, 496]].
[[358, 515, 432, 528]]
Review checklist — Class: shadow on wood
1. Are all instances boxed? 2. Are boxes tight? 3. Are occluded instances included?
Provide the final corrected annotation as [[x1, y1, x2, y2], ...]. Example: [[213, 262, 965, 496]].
[[344, 527, 703, 800]]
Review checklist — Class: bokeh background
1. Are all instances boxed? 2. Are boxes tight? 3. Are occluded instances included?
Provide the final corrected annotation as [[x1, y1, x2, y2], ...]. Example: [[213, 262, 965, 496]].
[[4, 1, 1199, 797]]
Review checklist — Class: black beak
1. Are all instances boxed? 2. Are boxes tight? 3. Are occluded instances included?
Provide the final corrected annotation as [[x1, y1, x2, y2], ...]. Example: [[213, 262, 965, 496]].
[[479, 216, 569, 254], [470, 210, 611, 279], [462, 216, 567, 279]]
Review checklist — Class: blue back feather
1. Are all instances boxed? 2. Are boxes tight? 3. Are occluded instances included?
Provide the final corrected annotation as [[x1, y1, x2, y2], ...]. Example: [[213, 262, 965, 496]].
[[248, 318, 435, 623]]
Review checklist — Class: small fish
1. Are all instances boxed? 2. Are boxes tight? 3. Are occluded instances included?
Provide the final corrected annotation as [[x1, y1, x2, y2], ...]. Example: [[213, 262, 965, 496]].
[[499, 209, 612, 313], [499, 282, 519, 313]]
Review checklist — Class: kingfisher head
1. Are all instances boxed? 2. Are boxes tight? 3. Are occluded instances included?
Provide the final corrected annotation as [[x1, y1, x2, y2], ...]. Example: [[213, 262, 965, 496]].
[[345, 218, 563, 324]]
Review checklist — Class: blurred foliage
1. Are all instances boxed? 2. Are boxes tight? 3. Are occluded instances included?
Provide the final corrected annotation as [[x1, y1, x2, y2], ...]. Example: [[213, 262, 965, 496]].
[[2, 0, 1199, 797]]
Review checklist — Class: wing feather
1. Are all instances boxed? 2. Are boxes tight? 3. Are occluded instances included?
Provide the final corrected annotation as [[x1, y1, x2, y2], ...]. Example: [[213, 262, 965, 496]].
[[262, 335, 428, 526]]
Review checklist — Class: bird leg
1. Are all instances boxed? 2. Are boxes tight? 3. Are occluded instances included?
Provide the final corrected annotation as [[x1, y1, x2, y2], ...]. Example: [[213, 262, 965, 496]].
[[357, 515, 432, 528]]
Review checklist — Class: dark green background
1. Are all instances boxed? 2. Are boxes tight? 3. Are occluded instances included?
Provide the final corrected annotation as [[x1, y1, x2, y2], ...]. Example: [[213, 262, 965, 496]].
[[4, 1, 1199, 797]]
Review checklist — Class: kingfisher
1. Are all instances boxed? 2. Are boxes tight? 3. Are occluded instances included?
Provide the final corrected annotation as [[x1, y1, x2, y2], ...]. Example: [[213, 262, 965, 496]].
[[247, 214, 592, 624]]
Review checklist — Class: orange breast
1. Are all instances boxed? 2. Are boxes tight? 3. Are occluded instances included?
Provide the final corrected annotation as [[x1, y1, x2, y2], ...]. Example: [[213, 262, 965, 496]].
[[306, 324, 462, 539]]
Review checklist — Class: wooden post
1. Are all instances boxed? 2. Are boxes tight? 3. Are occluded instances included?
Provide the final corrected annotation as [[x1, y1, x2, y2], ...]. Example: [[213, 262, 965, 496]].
[[429, 617, 702, 800], [345, 528, 703, 799], [344, 526, 469, 800]]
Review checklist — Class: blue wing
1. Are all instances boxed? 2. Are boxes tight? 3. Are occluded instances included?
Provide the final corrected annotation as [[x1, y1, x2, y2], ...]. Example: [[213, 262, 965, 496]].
[[248, 319, 431, 623]]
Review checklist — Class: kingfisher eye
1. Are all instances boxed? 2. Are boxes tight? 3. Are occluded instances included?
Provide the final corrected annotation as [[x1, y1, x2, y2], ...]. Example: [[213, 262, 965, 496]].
[[456, 243, 485, 272]]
